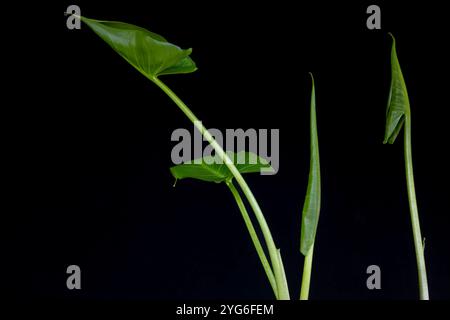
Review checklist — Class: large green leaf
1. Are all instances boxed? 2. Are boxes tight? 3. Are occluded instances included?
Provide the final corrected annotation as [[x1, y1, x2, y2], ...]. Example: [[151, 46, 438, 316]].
[[170, 151, 273, 184], [300, 74, 321, 256], [384, 33, 410, 144], [80, 16, 197, 80]]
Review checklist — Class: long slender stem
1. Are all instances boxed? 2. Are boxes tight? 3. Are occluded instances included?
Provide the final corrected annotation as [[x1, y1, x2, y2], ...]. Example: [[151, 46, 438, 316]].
[[226, 180, 277, 297], [152, 77, 289, 299], [299, 243, 314, 300], [404, 116, 429, 300]]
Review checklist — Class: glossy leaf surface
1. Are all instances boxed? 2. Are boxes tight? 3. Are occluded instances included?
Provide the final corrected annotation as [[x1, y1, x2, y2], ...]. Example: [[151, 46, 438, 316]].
[[170, 152, 273, 184], [80, 16, 197, 80]]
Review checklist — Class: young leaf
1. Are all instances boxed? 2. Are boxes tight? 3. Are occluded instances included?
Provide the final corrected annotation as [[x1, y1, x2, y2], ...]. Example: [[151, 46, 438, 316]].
[[383, 34, 429, 300], [300, 74, 321, 256], [79, 16, 197, 80], [170, 151, 273, 183], [384, 33, 410, 144]]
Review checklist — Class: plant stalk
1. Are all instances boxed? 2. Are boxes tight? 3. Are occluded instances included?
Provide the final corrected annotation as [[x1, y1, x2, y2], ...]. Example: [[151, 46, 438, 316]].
[[152, 77, 289, 299], [299, 243, 314, 300], [226, 180, 277, 297], [404, 115, 429, 300]]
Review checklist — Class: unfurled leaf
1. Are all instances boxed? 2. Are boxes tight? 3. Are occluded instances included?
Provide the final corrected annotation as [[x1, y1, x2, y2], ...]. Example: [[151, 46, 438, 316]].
[[384, 33, 410, 144], [300, 74, 321, 256], [170, 151, 273, 184], [80, 16, 197, 80]]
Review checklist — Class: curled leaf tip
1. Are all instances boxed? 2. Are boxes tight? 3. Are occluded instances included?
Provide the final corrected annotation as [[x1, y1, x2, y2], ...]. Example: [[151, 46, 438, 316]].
[[383, 32, 409, 144]]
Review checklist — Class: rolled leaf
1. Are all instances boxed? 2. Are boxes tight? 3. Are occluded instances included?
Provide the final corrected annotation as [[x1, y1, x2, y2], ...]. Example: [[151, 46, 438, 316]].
[[170, 151, 273, 184], [384, 33, 410, 144], [80, 16, 197, 80], [300, 74, 321, 256]]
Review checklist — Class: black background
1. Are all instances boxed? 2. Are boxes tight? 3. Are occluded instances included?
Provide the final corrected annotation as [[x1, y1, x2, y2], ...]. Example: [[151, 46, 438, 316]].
[[6, 1, 450, 301]]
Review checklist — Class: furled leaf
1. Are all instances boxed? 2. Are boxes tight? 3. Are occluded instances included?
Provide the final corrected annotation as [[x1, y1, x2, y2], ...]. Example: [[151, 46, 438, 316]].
[[79, 16, 197, 80], [170, 151, 273, 184], [300, 74, 321, 256], [384, 33, 410, 144]]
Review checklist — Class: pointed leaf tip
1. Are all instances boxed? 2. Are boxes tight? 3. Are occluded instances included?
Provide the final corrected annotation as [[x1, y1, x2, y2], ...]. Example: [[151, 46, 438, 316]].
[[388, 32, 395, 41]]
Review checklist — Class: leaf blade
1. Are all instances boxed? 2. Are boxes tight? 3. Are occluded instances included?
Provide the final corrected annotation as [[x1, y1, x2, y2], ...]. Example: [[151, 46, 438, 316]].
[[170, 151, 273, 184], [80, 16, 197, 80], [384, 33, 410, 144], [300, 74, 321, 256]]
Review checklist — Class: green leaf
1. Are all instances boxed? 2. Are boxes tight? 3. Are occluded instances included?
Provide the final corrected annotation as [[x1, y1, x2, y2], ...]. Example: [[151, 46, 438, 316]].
[[170, 151, 273, 184], [384, 33, 410, 144], [300, 74, 321, 256], [80, 16, 197, 80]]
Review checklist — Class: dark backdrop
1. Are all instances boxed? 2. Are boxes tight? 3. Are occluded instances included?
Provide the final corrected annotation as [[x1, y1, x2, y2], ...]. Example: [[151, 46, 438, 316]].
[[6, 1, 450, 300]]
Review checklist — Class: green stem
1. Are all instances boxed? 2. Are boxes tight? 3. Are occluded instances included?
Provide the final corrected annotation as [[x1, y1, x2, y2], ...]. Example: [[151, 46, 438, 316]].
[[404, 116, 429, 300], [276, 249, 290, 300], [152, 77, 289, 299], [299, 243, 314, 300], [226, 180, 278, 297]]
